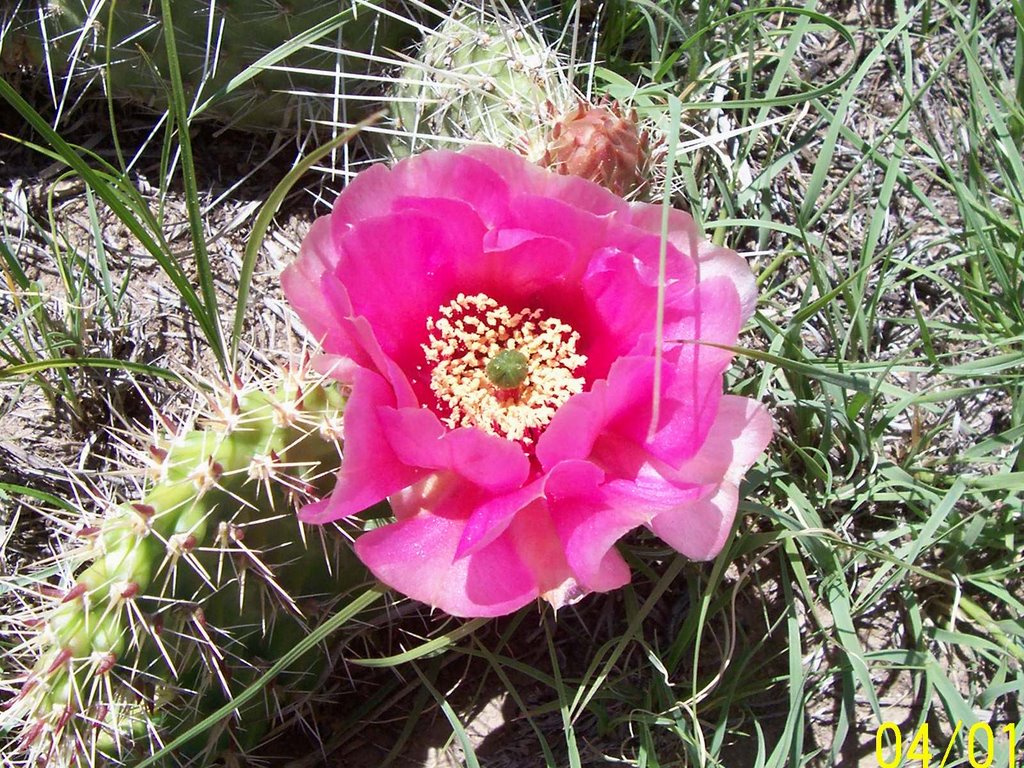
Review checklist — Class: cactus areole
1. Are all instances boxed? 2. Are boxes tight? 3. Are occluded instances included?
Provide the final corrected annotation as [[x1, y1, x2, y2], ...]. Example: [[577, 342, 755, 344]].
[[282, 147, 773, 618]]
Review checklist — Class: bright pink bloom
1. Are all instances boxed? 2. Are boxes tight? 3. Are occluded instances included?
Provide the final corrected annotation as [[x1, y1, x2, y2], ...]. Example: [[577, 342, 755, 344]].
[[283, 147, 772, 618]]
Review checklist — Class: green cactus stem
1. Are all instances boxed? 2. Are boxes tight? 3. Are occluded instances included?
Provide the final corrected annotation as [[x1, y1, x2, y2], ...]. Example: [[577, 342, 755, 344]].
[[2, 364, 368, 767]]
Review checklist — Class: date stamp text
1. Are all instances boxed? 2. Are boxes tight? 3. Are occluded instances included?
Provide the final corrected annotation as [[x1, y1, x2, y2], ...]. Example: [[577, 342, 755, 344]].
[[875, 722, 1019, 768]]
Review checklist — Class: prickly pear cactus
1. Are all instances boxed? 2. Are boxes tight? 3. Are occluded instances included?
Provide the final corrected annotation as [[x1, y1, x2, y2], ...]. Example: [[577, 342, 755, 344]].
[[389, 7, 576, 161], [387, 6, 661, 200], [2, 364, 367, 766], [1, 0, 416, 131]]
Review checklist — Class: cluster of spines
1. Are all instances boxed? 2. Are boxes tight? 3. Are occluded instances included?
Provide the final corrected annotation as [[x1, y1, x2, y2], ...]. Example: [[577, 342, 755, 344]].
[[388, 4, 578, 161], [1, 0, 419, 131], [1, 362, 362, 767]]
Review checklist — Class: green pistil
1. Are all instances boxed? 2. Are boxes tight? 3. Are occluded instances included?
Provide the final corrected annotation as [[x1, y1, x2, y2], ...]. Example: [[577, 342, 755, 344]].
[[486, 349, 529, 389]]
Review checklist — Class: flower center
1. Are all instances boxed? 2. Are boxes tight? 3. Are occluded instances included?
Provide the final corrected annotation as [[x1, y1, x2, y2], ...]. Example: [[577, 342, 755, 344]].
[[486, 349, 529, 389], [423, 293, 587, 444]]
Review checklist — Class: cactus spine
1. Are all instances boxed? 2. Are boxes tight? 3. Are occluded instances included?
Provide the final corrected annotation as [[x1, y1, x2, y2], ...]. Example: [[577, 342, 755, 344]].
[[2, 364, 365, 766], [1, 0, 416, 131], [388, 6, 656, 199], [389, 6, 576, 161]]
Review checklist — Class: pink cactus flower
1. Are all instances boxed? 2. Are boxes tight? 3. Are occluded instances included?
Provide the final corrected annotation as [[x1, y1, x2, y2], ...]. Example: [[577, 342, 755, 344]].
[[283, 147, 772, 618]]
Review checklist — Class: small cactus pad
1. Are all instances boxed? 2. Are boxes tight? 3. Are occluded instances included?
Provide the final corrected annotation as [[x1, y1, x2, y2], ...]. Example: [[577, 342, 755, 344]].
[[389, 7, 576, 160]]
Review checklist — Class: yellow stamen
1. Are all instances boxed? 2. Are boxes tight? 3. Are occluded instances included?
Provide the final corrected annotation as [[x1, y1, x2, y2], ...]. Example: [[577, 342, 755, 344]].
[[423, 293, 586, 444]]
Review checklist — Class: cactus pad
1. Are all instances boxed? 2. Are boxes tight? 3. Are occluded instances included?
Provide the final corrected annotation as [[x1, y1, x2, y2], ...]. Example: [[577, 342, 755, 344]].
[[2, 364, 368, 766], [389, 7, 576, 161]]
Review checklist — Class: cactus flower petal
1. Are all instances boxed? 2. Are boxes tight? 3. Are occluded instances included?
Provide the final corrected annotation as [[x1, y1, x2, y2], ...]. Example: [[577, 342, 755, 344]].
[[284, 148, 772, 617], [355, 474, 572, 618]]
